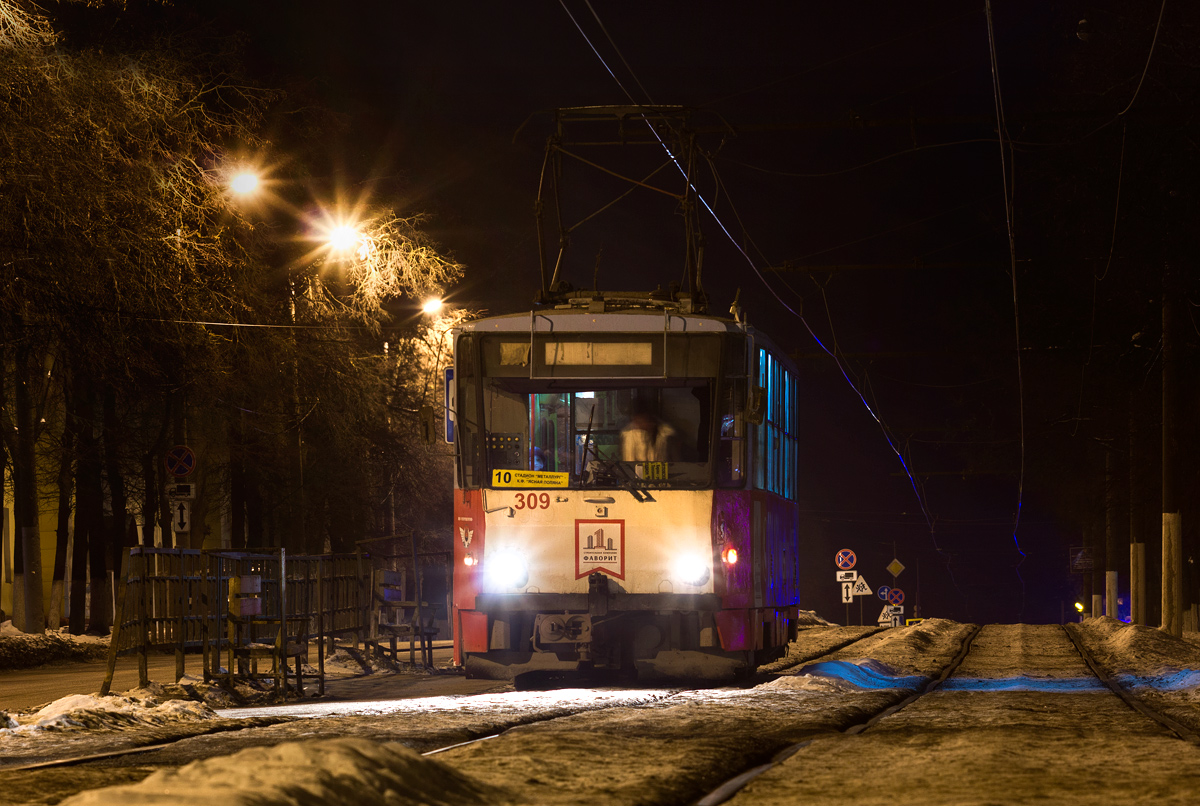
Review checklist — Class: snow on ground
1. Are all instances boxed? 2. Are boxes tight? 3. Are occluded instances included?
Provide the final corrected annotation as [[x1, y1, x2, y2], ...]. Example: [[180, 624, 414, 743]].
[[1071, 616, 1200, 732], [727, 624, 1200, 805], [0, 622, 109, 670], [4, 691, 214, 734], [58, 738, 509, 806], [27, 619, 1200, 805], [2, 622, 971, 805], [415, 619, 975, 806]]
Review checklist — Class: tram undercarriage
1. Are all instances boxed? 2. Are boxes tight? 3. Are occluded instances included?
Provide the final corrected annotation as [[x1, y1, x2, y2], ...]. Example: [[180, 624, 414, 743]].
[[462, 573, 789, 683]]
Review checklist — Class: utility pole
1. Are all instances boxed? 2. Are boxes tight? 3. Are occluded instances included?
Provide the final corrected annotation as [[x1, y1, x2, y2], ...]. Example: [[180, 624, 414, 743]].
[[1130, 399, 1145, 625], [1104, 446, 1119, 619], [1161, 247, 1182, 637]]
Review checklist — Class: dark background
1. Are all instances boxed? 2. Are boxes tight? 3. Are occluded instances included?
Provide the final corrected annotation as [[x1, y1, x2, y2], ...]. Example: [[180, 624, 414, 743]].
[[86, 1, 1200, 624]]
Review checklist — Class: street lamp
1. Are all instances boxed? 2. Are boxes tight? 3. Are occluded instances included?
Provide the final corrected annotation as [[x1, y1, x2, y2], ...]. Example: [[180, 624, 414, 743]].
[[230, 170, 261, 196], [421, 297, 443, 315], [327, 224, 360, 253]]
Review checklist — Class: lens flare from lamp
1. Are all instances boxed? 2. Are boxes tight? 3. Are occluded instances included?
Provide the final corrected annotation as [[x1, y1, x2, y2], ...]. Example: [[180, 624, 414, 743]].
[[230, 171, 260, 195], [328, 225, 360, 252], [422, 298, 444, 315]]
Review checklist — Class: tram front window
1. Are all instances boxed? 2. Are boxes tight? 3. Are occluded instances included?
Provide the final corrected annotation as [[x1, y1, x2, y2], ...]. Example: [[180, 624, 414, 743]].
[[482, 382, 714, 488]]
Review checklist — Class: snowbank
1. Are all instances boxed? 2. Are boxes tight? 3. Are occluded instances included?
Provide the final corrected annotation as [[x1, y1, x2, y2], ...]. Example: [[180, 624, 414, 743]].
[[59, 737, 509, 806], [765, 658, 924, 691], [0, 621, 109, 669], [1071, 617, 1200, 732], [2, 691, 216, 735], [1074, 617, 1200, 681]]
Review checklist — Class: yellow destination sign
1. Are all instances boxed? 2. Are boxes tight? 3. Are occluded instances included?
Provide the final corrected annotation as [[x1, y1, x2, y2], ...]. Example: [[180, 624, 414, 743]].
[[491, 469, 569, 488]]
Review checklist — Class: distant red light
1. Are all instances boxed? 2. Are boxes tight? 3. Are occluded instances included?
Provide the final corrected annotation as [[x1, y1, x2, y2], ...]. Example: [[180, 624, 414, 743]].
[[722, 547, 738, 565]]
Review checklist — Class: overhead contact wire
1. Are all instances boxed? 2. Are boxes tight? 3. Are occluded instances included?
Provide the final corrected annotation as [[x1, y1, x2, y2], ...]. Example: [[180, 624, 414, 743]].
[[985, 0, 1028, 617], [561, 1, 948, 569]]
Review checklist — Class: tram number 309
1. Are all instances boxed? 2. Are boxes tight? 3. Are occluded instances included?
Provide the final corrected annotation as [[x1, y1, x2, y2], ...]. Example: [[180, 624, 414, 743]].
[[514, 492, 552, 510]]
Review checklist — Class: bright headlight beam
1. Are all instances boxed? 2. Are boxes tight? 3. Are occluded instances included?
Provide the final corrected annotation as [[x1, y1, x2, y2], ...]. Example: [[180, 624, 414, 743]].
[[673, 554, 710, 587], [484, 551, 529, 590]]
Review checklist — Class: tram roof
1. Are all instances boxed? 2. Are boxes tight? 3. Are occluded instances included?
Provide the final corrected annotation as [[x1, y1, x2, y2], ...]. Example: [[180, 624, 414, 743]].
[[456, 296, 796, 372], [460, 307, 743, 335]]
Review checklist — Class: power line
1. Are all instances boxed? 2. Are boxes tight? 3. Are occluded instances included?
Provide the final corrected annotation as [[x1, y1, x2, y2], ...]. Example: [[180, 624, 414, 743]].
[[984, 0, 1028, 615], [560, 0, 959, 593]]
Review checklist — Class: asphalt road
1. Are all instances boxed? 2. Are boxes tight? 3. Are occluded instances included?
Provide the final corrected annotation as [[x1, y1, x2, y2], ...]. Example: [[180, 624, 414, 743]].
[[0, 643, 458, 712]]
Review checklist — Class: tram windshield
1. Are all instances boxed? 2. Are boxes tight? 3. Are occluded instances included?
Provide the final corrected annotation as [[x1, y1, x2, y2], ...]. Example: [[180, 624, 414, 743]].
[[457, 332, 747, 489]]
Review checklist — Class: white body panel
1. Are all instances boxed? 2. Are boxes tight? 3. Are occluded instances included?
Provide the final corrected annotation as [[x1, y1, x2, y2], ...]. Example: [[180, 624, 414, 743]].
[[480, 489, 714, 595]]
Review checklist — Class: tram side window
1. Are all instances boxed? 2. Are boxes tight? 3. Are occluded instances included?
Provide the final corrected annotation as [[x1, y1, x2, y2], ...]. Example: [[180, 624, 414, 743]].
[[755, 348, 798, 500], [455, 334, 482, 488], [718, 380, 745, 486]]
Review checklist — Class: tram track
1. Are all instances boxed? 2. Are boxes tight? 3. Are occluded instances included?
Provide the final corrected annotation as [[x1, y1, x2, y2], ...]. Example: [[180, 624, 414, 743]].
[[696, 628, 1200, 806], [693, 623, 982, 806], [1, 627, 893, 778], [1062, 623, 1200, 745]]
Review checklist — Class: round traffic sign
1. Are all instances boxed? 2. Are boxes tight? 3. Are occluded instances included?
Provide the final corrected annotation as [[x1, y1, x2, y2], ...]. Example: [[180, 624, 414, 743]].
[[877, 585, 892, 601], [164, 445, 197, 479], [888, 588, 905, 606], [835, 549, 857, 570]]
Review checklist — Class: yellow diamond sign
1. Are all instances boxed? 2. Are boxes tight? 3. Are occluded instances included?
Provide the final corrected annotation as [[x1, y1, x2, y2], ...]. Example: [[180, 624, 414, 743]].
[[887, 558, 905, 578]]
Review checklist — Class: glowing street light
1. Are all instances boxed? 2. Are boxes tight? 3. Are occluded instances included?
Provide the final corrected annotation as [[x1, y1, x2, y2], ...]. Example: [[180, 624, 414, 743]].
[[327, 225, 361, 252], [230, 171, 260, 196], [421, 297, 444, 315]]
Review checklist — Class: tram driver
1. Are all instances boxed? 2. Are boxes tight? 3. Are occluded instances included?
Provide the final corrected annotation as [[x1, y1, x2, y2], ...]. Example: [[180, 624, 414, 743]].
[[620, 402, 678, 462]]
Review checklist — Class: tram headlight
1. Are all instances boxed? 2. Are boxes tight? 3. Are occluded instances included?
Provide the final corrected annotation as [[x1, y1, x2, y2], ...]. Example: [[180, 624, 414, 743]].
[[673, 554, 711, 587], [484, 551, 529, 590], [721, 547, 738, 565]]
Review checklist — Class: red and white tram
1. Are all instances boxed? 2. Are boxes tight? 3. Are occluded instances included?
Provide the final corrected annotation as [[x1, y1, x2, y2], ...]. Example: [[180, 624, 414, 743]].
[[448, 290, 802, 682]]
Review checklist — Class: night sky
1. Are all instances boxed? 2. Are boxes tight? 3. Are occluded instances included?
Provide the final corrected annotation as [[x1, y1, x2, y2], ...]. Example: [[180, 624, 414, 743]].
[[150, 1, 1199, 624]]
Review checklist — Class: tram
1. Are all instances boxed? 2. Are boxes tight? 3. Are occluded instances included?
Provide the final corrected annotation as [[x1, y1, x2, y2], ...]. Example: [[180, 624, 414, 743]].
[[447, 289, 802, 681]]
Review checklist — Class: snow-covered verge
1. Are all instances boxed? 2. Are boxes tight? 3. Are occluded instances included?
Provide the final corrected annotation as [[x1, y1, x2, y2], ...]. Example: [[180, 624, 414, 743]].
[[0, 622, 109, 669], [3, 691, 215, 735], [1070, 617, 1200, 733], [58, 737, 512, 806], [0, 683, 296, 771], [757, 624, 879, 674]]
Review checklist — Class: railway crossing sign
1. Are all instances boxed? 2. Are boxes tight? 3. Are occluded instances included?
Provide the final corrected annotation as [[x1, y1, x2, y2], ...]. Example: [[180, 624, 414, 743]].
[[851, 576, 872, 596], [841, 582, 854, 604], [887, 558, 906, 578], [836, 570, 858, 582], [888, 588, 906, 606], [835, 549, 857, 570], [877, 585, 892, 601]]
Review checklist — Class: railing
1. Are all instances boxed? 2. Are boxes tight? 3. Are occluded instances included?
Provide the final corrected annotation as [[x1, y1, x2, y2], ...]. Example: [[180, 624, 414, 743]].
[[100, 546, 390, 695]]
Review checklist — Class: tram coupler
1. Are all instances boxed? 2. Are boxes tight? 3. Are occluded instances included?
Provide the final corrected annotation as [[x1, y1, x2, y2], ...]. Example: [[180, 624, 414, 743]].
[[588, 571, 609, 617]]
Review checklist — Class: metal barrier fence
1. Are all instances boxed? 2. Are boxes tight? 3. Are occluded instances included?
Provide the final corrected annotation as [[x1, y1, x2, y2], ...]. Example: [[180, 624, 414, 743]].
[[101, 547, 366, 695]]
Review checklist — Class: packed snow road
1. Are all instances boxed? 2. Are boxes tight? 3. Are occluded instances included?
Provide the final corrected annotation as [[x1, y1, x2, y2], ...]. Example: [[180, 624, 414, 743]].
[[725, 624, 1200, 805], [5, 620, 1200, 804]]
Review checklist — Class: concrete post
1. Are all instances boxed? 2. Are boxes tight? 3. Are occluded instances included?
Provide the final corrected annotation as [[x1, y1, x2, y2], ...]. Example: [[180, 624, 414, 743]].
[[1163, 512, 1183, 637], [1105, 571, 1119, 619], [1131, 543, 1146, 626], [1092, 594, 1103, 619]]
